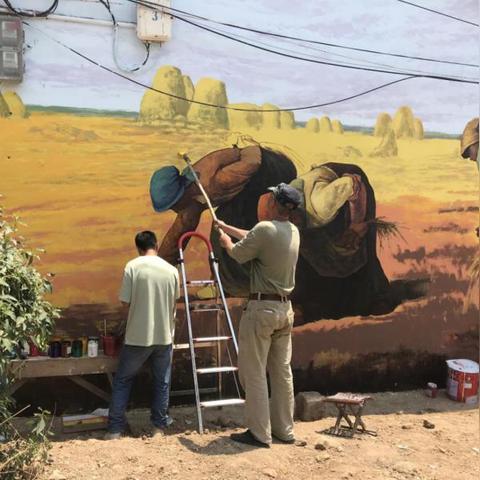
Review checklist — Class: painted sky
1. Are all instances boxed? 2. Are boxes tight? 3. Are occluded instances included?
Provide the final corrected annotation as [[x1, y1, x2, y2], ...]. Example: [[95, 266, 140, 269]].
[[3, 0, 478, 132]]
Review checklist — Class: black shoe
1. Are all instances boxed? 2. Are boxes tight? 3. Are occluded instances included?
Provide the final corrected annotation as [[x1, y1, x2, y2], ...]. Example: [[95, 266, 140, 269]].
[[272, 433, 295, 444], [230, 430, 270, 448]]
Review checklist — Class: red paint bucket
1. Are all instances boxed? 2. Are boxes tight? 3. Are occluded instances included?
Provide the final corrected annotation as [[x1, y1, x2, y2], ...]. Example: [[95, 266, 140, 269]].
[[446, 359, 479, 404], [102, 335, 121, 356]]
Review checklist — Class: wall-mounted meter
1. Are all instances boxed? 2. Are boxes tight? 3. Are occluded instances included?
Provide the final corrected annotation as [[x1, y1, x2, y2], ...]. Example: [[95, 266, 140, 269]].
[[137, 0, 172, 43], [0, 15, 23, 81]]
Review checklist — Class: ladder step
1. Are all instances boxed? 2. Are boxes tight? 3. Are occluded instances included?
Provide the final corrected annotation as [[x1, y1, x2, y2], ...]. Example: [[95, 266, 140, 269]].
[[196, 366, 238, 374], [200, 398, 245, 408], [193, 336, 231, 343], [186, 280, 215, 286], [189, 304, 223, 312]]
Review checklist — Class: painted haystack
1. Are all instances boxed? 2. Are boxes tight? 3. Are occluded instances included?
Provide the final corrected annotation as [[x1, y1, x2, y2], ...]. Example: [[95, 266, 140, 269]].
[[393, 105, 415, 138], [319, 116, 333, 132], [3, 91, 27, 118], [413, 118, 424, 140], [332, 119, 344, 134], [374, 113, 393, 137], [228, 104, 263, 131], [370, 129, 398, 157], [182, 75, 194, 103], [139, 66, 188, 123], [261, 103, 280, 130], [305, 118, 319, 132], [0, 91, 9, 117], [187, 77, 229, 129], [280, 111, 295, 130]]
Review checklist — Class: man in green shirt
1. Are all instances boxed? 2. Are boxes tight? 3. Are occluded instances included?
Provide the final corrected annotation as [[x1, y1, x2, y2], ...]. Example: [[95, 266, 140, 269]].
[[106, 231, 179, 439], [218, 183, 301, 448]]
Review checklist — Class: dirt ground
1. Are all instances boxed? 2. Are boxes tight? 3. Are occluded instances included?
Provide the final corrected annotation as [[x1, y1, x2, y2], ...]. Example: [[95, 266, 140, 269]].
[[38, 390, 478, 480]]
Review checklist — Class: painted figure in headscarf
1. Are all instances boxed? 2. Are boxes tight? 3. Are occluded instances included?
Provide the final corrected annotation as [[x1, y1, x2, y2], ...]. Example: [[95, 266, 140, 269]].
[[460, 117, 479, 169], [149, 145, 297, 264]]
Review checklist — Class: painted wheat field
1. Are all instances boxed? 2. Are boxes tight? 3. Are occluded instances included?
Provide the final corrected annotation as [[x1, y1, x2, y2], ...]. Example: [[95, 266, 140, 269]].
[[1, 112, 478, 380]]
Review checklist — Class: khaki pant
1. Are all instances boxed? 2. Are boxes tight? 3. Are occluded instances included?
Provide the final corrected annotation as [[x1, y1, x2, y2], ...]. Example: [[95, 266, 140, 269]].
[[238, 300, 295, 444]]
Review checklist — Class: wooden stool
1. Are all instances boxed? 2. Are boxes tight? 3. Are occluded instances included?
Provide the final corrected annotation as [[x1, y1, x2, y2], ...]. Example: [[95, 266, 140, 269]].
[[322, 393, 375, 438]]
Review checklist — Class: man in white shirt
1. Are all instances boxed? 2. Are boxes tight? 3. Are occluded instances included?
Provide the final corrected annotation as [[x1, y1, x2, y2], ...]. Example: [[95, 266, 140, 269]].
[[106, 231, 179, 439]]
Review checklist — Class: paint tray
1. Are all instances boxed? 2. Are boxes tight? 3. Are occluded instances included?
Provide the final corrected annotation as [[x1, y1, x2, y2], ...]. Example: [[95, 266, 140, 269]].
[[61, 408, 108, 433]]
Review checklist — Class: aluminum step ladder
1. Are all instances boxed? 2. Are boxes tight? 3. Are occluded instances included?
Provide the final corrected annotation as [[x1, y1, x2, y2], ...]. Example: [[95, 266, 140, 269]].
[[177, 231, 244, 433]]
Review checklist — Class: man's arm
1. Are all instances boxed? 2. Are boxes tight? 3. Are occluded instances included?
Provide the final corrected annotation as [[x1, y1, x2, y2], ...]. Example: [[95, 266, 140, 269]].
[[158, 202, 204, 264], [215, 220, 249, 240], [219, 223, 265, 264], [116, 267, 132, 336]]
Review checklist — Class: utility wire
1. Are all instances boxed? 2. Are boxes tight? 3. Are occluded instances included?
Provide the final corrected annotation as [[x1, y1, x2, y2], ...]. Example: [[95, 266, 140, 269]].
[[98, 0, 150, 72], [2, 0, 58, 17], [188, 14, 475, 83], [126, 0, 478, 68], [396, 0, 479, 27], [23, 21, 420, 113], [129, 0, 478, 84]]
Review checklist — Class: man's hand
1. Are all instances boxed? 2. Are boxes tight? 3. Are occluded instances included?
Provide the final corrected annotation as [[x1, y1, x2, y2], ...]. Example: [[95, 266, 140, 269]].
[[219, 231, 233, 249], [214, 219, 227, 231]]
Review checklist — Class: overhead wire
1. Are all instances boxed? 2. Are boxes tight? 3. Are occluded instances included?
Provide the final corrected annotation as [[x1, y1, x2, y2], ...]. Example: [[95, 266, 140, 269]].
[[395, 0, 479, 27], [125, 0, 478, 68], [127, 0, 478, 84], [187, 14, 476, 82], [98, 0, 150, 72], [23, 20, 420, 113], [2, 0, 58, 17]]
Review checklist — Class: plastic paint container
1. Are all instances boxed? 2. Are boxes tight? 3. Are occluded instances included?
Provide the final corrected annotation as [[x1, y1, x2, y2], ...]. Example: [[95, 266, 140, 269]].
[[101, 335, 119, 356], [425, 382, 438, 398], [446, 359, 479, 404], [61, 340, 72, 358], [72, 340, 83, 358], [49, 341, 61, 358], [88, 337, 99, 358], [28, 340, 40, 357], [80, 336, 88, 356]]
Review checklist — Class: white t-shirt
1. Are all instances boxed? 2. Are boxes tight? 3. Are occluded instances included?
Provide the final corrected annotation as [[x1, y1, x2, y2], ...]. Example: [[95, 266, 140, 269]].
[[119, 256, 180, 346]]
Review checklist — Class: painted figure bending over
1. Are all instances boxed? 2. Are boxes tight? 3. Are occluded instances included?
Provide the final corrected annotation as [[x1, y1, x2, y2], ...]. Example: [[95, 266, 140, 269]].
[[460, 117, 479, 168], [218, 183, 301, 448], [149, 146, 297, 264]]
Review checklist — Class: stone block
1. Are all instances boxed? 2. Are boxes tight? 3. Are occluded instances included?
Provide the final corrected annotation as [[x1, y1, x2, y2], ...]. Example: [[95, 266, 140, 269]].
[[294, 391, 325, 421]]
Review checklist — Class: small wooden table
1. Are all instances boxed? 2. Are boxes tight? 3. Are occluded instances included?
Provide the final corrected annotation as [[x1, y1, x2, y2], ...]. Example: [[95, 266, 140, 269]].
[[9, 356, 118, 402], [323, 393, 375, 437]]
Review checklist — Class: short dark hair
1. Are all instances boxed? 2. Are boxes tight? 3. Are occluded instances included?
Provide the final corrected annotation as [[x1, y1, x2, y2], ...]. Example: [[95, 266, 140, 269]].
[[135, 231, 157, 251]]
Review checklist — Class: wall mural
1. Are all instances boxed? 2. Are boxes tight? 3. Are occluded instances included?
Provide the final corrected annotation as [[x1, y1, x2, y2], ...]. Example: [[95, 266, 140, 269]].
[[0, 0, 478, 393]]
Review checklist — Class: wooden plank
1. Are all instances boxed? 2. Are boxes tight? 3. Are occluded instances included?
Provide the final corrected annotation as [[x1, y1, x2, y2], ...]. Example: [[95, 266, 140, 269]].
[[9, 356, 119, 379], [7, 378, 27, 395], [69, 376, 111, 402]]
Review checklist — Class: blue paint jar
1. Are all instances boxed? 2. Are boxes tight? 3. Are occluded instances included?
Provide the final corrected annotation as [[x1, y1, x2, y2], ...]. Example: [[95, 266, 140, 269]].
[[49, 341, 61, 358]]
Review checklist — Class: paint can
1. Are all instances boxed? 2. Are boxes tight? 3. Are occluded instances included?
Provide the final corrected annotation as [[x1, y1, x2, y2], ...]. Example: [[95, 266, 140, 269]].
[[28, 339, 40, 357], [61, 340, 72, 358], [71, 340, 83, 358], [88, 337, 99, 358], [101, 335, 118, 356], [446, 359, 479, 404], [80, 336, 89, 356], [49, 341, 61, 358], [425, 382, 438, 398]]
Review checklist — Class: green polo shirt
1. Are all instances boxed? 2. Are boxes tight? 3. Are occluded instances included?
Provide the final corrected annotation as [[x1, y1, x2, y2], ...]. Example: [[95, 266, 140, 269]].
[[229, 220, 300, 296], [119, 256, 179, 346]]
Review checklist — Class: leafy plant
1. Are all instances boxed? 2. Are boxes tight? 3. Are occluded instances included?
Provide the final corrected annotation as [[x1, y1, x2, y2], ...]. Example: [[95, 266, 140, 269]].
[[0, 206, 59, 478]]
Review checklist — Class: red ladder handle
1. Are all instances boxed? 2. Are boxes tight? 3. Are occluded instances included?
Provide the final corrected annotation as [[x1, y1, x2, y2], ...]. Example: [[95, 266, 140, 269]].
[[178, 231, 213, 253]]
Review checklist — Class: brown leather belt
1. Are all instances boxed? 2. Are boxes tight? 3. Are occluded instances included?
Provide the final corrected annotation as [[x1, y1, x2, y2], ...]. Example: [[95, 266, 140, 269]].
[[249, 293, 289, 302]]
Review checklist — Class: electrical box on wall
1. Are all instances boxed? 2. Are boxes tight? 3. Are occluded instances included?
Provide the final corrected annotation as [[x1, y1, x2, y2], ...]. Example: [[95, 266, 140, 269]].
[[0, 15, 23, 82], [137, 0, 172, 42]]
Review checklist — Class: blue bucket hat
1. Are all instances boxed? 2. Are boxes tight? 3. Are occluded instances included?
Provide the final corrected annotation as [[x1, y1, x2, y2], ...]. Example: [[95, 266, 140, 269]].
[[150, 166, 195, 212]]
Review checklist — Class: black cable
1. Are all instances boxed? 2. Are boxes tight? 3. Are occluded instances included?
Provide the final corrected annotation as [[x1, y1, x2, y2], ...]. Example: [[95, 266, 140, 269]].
[[126, 0, 478, 68], [3, 0, 58, 17], [131, 0, 477, 85], [23, 21, 421, 113], [98, 0, 150, 72], [396, 0, 479, 27]]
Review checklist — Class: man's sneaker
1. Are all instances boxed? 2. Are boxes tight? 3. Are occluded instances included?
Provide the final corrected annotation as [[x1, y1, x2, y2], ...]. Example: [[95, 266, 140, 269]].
[[230, 430, 270, 448], [272, 433, 295, 444], [151, 416, 174, 437], [104, 432, 122, 440]]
